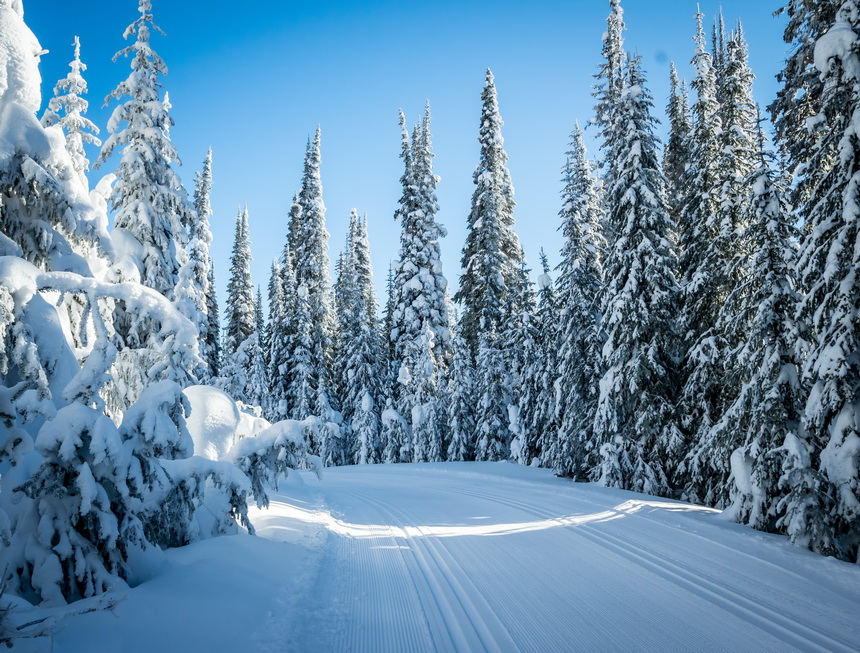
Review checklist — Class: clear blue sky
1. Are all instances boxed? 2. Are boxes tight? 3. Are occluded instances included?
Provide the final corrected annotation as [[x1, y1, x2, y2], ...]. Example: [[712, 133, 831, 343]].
[[27, 1, 789, 307]]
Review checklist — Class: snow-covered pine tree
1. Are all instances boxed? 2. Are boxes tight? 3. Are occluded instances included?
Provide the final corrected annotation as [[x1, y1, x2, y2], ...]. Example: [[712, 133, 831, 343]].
[[455, 70, 529, 356], [474, 329, 510, 462], [41, 36, 101, 185], [499, 260, 537, 465], [242, 287, 269, 410], [446, 326, 476, 462], [96, 0, 193, 298], [682, 21, 760, 505], [550, 125, 606, 479], [193, 149, 219, 379], [388, 107, 452, 460], [675, 11, 732, 500], [593, 0, 627, 215], [771, 0, 860, 561], [389, 106, 453, 379], [402, 321, 446, 463], [289, 129, 339, 453], [266, 261, 287, 420], [592, 55, 679, 496], [286, 262, 317, 422], [334, 210, 384, 464], [174, 153, 217, 383], [515, 252, 558, 467], [712, 128, 828, 550], [381, 396, 411, 464], [663, 63, 691, 233], [221, 207, 256, 404]]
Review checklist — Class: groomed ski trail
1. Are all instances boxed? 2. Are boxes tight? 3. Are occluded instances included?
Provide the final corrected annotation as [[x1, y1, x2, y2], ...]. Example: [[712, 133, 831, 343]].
[[273, 462, 860, 653]]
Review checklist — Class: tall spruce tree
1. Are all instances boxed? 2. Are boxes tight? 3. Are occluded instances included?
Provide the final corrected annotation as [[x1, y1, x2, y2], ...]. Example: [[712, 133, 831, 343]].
[[266, 260, 287, 420], [516, 252, 559, 467], [551, 126, 606, 478], [593, 0, 627, 218], [41, 36, 101, 185], [390, 106, 453, 378], [474, 329, 510, 462], [771, 0, 860, 561], [682, 18, 761, 505], [389, 107, 452, 461], [714, 131, 822, 545], [192, 149, 219, 379], [96, 0, 193, 298], [446, 326, 476, 462], [663, 63, 691, 233], [174, 150, 217, 383], [676, 11, 732, 500], [335, 211, 384, 464], [221, 207, 256, 403], [455, 70, 529, 355], [592, 56, 679, 495], [290, 129, 337, 437]]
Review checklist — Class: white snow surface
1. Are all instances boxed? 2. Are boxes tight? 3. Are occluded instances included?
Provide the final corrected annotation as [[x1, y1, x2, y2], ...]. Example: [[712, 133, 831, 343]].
[[0, 0, 42, 115], [20, 463, 860, 652], [183, 385, 271, 461]]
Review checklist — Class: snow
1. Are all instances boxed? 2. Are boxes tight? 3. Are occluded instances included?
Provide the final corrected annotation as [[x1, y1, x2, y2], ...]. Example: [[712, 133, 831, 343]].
[[183, 385, 243, 461], [0, 0, 42, 115], [814, 16, 860, 82], [27, 463, 860, 652], [536, 272, 551, 290]]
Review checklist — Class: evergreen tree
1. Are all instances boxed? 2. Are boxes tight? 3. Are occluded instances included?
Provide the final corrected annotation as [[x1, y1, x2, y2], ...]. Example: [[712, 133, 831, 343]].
[[713, 133, 818, 542], [174, 151, 217, 383], [676, 11, 731, 499], [221, 207, 256, 403], [336, 211, 384, 464], [446, 327, 476, 462], [286, 262, 317, 422], [193, 149, 219, 379], [290, 129, 338, 447], [772, 0, 860, 561], [515, 253, 558, 467], [551, 126, 606, 478], [241, 287, 269, 409], [96, 0, 193, 298], [592, 56, 679, 495], [681, 22, 761, 504], [381, 397, 411, 464], [41, 36, 101, 185], [390, 106, 453, 382], [593, 0, 627, 218], [455, 70, 529, 355], [474, 329, 510, 462], [388, 108, 453, 458], [663, 63, 691, 233], [266, 260, 287, 420]]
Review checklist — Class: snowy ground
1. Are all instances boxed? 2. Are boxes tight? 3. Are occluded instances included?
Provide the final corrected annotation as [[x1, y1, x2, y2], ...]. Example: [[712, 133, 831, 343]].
[[26, 463, 860, 652]]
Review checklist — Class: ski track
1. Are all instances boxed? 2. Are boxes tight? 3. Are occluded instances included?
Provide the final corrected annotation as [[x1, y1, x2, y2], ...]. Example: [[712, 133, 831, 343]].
[[447, 483, 856, 652], [271, 465, 860, 653]]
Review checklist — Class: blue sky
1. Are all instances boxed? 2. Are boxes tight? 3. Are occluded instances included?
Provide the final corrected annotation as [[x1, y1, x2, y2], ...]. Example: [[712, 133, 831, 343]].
[[27, 0, 789, 307]]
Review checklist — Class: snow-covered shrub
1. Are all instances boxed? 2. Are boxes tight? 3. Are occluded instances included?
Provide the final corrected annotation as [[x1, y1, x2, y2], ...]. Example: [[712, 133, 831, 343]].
[[226, 419, 322, 509]]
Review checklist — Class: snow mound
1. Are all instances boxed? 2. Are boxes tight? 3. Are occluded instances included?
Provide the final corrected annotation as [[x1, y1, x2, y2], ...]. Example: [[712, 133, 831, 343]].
[[184, 385, 272, 460], [184, 385, 243, 461]]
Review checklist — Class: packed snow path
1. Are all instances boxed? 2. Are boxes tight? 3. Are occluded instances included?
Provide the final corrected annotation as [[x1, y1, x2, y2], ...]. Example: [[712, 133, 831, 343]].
[[260, 463, 859, 652], [53, 463, 860, 652]]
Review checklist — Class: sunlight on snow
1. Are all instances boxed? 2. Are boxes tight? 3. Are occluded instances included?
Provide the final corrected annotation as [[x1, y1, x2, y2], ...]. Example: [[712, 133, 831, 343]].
[[259, 497, 718, 540]]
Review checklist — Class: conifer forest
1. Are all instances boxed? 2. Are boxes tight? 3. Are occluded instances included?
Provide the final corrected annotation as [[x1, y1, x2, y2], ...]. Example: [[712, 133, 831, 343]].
[[1, 0, 859, 650]]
